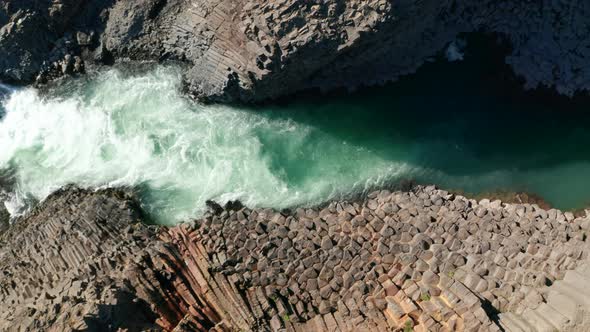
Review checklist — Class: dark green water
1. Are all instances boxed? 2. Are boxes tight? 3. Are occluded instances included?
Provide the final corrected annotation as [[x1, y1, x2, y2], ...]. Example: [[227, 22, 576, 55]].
[[1, 37, 589, 224], [254, 39, 590, 211]]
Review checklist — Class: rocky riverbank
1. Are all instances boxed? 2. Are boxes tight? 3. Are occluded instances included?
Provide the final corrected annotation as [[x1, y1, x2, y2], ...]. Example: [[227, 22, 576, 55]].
[[2, 186, 590, 331], [1, 1, 590, 102]]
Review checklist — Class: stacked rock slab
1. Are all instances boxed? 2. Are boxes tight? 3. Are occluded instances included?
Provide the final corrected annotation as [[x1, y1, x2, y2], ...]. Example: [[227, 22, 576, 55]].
[[0, 187, 221, 331], [167, 186, 590, 331], [2, 1, 590, 101], [1, 186, 590, 331]]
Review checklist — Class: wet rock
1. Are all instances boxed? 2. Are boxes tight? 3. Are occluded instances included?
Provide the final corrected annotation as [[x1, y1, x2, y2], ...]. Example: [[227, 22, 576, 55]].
[[0, 203, 8, 235]]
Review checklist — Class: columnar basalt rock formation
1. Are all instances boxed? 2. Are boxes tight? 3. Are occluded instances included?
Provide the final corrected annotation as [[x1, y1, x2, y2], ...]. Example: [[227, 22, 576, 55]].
[[2, 186, 590, 331], [1, 1, 590, 102], [0, 188, 221, 331], [169, 186, 590, 331]]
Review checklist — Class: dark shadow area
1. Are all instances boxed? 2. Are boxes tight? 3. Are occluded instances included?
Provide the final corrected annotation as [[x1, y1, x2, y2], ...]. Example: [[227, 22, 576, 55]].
[[85, 290, 160, 331], [481, 297, 504, 332], [240, 32, 590, 209], [253, 32, 590, 174]]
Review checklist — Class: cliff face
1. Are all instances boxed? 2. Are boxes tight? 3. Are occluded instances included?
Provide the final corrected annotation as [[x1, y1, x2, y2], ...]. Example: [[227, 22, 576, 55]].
[[2, 186, 590, 331], [1, 1, 590, 102]]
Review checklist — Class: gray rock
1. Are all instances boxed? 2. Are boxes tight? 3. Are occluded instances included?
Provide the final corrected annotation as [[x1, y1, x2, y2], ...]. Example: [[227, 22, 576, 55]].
[[3, 0, 590, 102]]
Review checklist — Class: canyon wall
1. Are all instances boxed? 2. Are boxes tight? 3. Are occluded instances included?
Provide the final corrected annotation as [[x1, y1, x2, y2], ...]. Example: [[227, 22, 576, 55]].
[[1, 1, 590, 102], [2, 186, 590, 331]]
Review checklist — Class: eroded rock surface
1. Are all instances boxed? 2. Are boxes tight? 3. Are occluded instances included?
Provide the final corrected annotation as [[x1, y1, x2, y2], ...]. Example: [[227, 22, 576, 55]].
[[1, 1, 590, 101], [2, 186, 590, 331], [169, 186, 590, 331], [0, 187, 219, 331]]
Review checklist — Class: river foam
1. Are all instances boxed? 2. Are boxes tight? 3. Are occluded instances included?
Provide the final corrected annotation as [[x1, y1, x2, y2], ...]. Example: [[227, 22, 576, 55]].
[[0, 65, 589, 224]]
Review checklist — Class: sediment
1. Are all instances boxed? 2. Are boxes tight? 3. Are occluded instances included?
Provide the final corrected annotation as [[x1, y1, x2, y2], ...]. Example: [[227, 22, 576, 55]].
[[2, 1, 590, 102], [2, 186, 590, 331]]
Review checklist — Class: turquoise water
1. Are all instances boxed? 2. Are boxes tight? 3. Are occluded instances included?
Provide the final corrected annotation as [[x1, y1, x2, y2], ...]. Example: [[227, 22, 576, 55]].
[[0, 55, 589, 224]]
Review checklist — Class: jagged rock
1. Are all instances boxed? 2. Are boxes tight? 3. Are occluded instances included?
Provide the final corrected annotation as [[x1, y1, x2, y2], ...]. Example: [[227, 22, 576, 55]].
[[3, 1, 590, 101], [2, 185, 590, 331]]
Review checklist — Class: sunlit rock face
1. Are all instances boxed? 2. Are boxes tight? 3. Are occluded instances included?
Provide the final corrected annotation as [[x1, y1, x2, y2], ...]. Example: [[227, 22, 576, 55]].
[[2, 186, 590, 331], [1, 0, 590, 101]]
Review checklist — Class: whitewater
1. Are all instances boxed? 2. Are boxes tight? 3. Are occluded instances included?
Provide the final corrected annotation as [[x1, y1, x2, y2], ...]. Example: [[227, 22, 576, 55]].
[[0, 65, 589, 224], [0, 67, 416, 224]]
